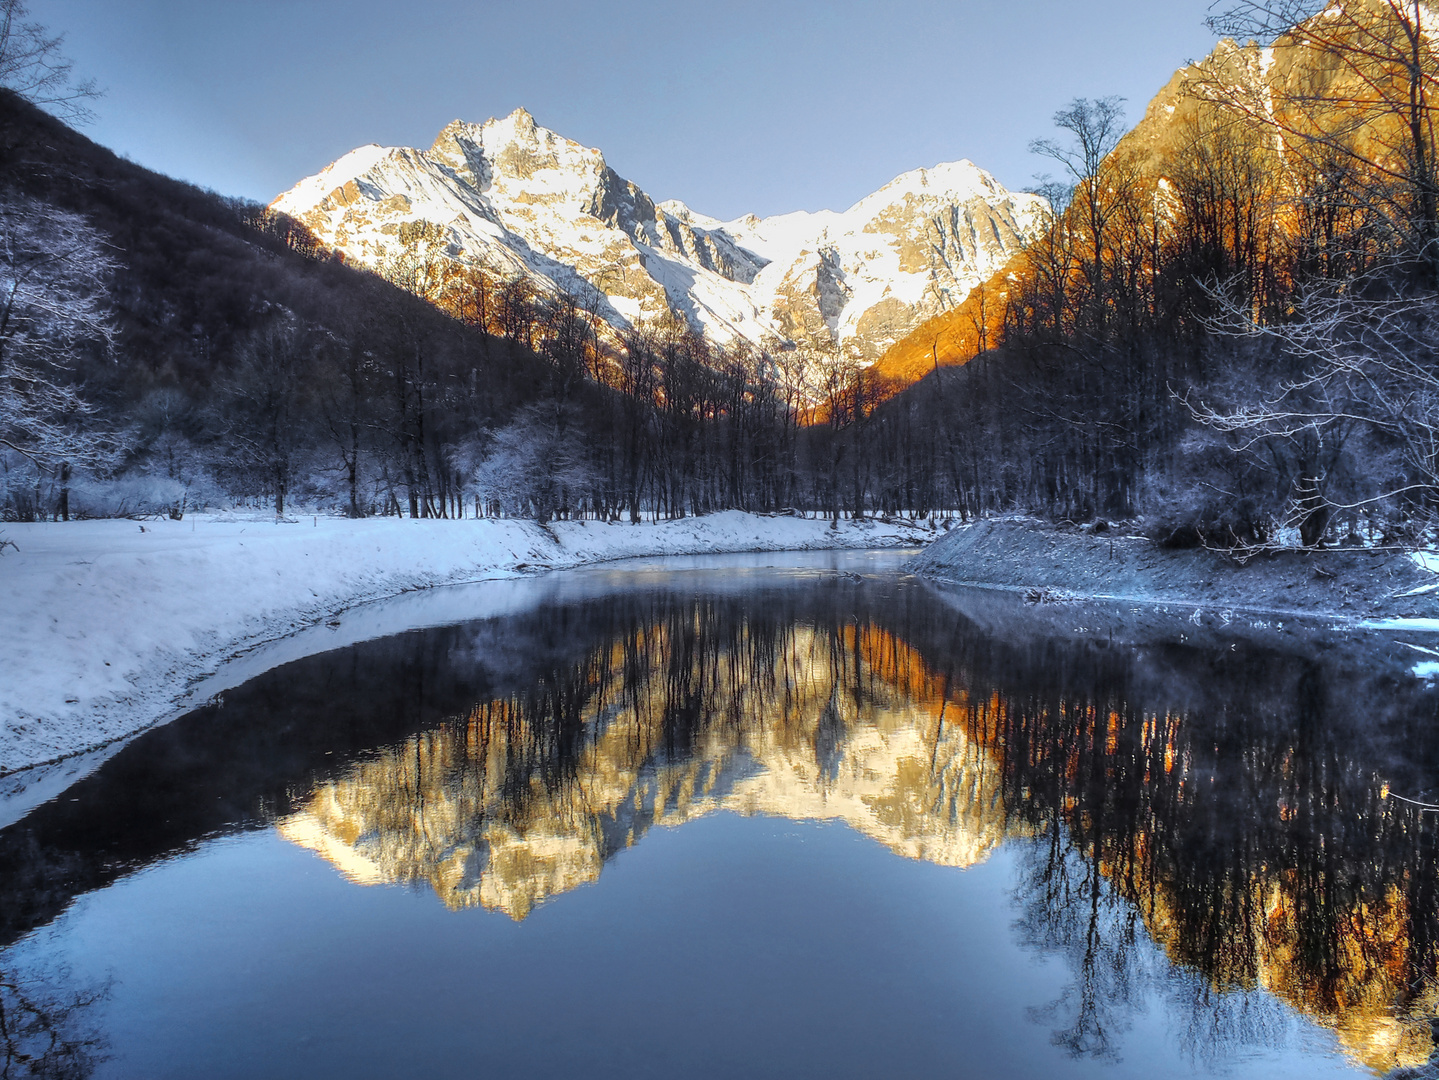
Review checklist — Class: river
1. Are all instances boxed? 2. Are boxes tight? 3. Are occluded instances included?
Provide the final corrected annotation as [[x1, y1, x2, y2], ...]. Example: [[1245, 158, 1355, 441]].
[[2, 551, 1435, 1079]]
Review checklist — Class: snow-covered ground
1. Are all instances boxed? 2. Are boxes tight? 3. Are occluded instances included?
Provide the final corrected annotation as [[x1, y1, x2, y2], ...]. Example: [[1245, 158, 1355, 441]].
[[0, 511, 931, 777]]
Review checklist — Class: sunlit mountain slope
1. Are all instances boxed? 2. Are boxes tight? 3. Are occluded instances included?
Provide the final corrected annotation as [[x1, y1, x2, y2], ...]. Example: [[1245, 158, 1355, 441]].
[[271, 109, 1047, 362]]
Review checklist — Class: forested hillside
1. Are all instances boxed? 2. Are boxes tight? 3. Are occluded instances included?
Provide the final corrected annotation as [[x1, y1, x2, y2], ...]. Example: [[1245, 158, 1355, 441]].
[[876, 0, 1439, 550], [0, 89, 935, 524], [0, 0, 1002, 529], [0, 88, 564, 520], [8, 0, 1439, 551]]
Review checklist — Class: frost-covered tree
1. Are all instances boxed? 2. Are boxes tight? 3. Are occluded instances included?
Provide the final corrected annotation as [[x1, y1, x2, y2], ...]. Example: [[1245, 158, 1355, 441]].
[[473, 404, 594, 521], [0, 191, 121, 519], [1187, 280, 1439, 548]]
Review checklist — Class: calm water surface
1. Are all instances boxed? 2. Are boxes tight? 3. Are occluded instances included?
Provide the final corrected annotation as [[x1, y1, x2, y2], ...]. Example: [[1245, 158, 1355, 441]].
[[4, 551, 1439, 1079]]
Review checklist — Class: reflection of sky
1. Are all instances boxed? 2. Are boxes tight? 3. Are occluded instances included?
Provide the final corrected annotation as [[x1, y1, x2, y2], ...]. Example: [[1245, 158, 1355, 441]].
[[266, 604, 1438, 1074], [6, 820, 1365, 1080], [34, 0, 1219, 216]]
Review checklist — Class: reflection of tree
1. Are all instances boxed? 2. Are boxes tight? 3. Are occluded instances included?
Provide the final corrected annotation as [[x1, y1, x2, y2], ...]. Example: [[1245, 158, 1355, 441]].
[[1014, 833, 1144, 1061], [973, 638, 1439, 1072], [270, 585, 1439, 1069], [281, 585, 1013, 918], [11, 577, 1439, 1073], [0, 964, 107, 1079], [1013, 822, 1293, 1068], [1169, 980, 1287, 1074]]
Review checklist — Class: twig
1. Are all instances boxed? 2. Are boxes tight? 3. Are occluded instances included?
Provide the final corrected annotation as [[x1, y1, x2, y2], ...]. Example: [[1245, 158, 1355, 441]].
[[1387, 791, 1439, 811]]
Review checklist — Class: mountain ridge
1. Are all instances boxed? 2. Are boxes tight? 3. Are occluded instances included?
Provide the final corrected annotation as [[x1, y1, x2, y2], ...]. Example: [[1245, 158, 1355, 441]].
[[271, 108, 1048, 361], [875, 0, 1427, 382]]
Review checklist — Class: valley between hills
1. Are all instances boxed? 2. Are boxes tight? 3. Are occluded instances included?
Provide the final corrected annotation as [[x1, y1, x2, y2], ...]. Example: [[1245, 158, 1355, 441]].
[[6, 0, 1439, 762], [11, 4, 1439, 1078]]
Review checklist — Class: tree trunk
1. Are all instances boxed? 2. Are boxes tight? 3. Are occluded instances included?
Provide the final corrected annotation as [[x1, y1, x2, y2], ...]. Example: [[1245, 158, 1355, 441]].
[[58, 461, 70, 522], [348, 422, 360, 518]]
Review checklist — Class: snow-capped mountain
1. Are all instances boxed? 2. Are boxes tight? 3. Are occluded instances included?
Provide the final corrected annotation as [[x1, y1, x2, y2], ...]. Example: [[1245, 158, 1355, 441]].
[[271, 108, 1049, 360]]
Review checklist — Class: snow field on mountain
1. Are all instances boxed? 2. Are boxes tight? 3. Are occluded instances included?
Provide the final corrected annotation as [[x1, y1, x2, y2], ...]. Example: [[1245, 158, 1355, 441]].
[[0, 511, 931, 776], [270, 109, 1047, 361]]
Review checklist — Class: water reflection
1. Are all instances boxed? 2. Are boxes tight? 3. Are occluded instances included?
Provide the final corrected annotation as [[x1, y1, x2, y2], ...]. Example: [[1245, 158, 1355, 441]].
[[0, 963, 109, 1079], [280, 609, 1009, 917], [275, 584, 1439, 1074], [5, 564, 1439, 1076]]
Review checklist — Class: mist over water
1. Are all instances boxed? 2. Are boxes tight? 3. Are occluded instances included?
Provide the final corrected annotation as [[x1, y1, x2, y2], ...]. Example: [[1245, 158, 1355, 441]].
[[2, 555, 1436, 1078]]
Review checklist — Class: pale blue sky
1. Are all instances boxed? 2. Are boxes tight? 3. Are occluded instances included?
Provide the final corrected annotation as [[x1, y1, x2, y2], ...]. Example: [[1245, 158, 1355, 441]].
[[34, 0, 1221, 218]]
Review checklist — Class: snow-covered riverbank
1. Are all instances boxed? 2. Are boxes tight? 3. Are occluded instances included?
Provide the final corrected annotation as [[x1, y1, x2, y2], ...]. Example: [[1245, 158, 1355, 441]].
[[1, 511, 931, 774], [908, 518, 1439, 622]]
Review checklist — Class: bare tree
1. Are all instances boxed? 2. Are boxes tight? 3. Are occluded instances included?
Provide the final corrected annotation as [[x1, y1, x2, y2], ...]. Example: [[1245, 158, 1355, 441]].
[[218, 316, 313, 518], [1029, 97, 1133, 335], [0, 0, 100, 123], [380, 220, 455, 304], [314, 335, 375, 518], [1201, 0, 1439, 282], [0, 962, 109, 1078], [1185, 277, 1439, 547]]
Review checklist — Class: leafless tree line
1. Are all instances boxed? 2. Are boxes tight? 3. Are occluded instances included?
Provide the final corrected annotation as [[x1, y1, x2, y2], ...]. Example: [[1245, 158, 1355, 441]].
[[902, 0, 1439, 550], [1, 187, 948, 524], [18, 0, 1439, 545]]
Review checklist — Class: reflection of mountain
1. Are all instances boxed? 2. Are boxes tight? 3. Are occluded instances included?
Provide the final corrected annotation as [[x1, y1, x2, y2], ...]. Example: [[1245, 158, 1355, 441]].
[[1135, 870, 1439, 1073], [277, 590, 1439, 1075], [8, 570, 1439, 1075], [281, 625, 1010, 920], [983, 640, 1439, 1078]]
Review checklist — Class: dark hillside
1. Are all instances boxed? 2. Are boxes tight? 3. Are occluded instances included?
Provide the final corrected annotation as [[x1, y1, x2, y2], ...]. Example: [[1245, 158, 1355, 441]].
[[0, 89, 620, 520], [0, 88, 543, 401]]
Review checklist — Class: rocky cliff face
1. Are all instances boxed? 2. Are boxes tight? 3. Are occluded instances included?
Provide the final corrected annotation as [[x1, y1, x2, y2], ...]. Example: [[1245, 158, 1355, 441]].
[[271, 109, 1047, 361]]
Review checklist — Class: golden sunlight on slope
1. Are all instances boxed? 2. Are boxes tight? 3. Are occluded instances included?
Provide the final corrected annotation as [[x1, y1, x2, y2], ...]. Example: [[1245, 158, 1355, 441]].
[[875, 43, 1255, 382], [871, 277, 1013, 386], [876, 0, 1435, 389]]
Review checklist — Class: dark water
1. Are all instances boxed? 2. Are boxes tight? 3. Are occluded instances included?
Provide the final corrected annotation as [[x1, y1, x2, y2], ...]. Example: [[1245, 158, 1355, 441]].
[[4, 552, 1439, 1079]]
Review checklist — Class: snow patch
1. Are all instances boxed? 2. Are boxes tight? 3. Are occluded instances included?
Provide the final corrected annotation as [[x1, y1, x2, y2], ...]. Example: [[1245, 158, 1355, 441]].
[[1362, 618, 1439, 632]]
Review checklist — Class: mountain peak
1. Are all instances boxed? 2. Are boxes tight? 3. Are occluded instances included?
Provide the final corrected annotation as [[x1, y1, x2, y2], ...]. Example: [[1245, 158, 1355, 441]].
[[484, 106, 547, 150], [273, 114, 1047, 365]]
